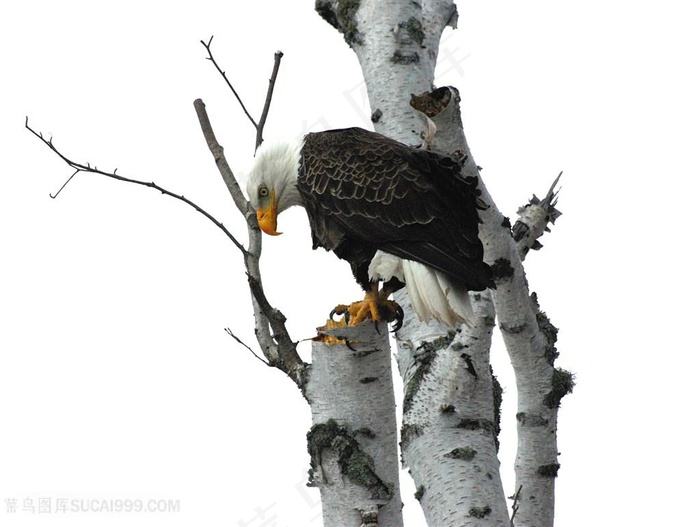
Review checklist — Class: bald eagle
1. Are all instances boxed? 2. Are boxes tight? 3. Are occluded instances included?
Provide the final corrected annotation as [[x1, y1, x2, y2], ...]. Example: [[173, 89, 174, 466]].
[[246, 127, 493, 328]]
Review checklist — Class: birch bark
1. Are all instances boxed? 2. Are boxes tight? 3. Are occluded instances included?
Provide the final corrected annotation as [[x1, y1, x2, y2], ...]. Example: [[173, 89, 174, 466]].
[[305, 322, 402, 526], [317, 1, 510, 525], [316, 2, 570, 526], [417, 87, 571, 527]]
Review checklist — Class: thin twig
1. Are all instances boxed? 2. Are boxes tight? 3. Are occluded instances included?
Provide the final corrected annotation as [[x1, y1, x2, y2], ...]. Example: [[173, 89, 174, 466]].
[[255, 51, 284, 150], [26, 117, 246, 255], [224, 328, 270, 366], [200, 37, 283, 150], [200, 36, 257, 129], [543, 171, 563, 211], [50, 169, 79, 199], [509, 484, 522, 527]]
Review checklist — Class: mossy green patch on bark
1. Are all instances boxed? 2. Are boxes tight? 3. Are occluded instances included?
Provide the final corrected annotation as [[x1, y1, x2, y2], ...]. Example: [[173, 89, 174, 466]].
[[543, 367, 575, 409], [531, 292, 560, 365], [414, 484, 425, 501], [491, 366, 503, 450], [315, 0, 362, 45], [307, 419, 392, 500]]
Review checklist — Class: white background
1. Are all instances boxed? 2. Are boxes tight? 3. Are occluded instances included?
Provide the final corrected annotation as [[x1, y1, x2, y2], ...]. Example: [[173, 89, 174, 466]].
[[2, 1, 699, 526]]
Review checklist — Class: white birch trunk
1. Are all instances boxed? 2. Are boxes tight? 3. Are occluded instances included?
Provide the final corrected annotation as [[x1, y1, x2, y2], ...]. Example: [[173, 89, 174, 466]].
[[394, 88, 510, 525], [424, 87, 569, 527], [317, 2, 569, 526], [317, 1, 511, 525], [335, 0, 455, 143], [305, 321, 403, 526], [396, 293, 510, 526]]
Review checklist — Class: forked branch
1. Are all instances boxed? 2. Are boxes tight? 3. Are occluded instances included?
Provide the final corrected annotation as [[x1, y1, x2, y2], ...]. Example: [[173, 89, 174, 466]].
[[29, 42, 300, 389], [201, 36, 283, 150], [192, 96, 305, 388], [26, 98, 306, 389], [25, 117, 246, 254], [194, 45, 306, 388]]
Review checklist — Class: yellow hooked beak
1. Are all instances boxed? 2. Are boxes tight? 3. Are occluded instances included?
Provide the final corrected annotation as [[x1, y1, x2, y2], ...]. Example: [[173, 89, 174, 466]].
[[256, 190, 282, 236]]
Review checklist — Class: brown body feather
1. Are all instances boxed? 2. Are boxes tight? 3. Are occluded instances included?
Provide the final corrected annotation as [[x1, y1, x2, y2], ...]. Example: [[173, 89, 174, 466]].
[[297, 127, 493, 292]]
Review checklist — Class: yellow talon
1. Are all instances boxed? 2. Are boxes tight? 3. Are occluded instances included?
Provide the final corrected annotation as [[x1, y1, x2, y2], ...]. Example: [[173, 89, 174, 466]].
[[328, 285, 403, 330]]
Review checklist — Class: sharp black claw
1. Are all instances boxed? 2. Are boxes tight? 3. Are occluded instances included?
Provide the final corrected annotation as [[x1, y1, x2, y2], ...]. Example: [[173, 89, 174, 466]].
[[329, 305, 350, 323], [391, 304, 404, 333]]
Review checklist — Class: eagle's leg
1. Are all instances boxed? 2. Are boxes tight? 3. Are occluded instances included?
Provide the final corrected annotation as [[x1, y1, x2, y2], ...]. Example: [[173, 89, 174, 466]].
[[330, 280, 404, 330]]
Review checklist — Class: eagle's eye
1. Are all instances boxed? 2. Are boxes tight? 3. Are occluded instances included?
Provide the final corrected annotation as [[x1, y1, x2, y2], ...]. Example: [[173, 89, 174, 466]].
[[258, 186, 270, 198]]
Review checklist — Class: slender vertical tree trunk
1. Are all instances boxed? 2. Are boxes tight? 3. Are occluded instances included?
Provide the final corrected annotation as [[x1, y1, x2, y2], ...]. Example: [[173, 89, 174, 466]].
[[422, 86, 571, 527]]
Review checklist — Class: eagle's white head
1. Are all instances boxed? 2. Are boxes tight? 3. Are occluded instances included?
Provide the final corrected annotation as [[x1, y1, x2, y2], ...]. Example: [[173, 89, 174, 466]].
[[246, 139, 305, 235]]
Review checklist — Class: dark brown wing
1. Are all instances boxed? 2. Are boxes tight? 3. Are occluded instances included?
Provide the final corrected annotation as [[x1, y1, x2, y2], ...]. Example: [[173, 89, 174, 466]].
[[298, 127, 493, 290]]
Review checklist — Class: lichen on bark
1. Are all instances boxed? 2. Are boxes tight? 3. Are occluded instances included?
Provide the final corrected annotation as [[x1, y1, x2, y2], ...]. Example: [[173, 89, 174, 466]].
[[307, 419, 393, 500], [315, 0, 362, 45]]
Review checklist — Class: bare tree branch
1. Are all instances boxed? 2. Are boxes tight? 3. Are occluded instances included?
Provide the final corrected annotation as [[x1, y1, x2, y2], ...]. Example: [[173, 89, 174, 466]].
[[201, 36, 257, 130], [192, 99, 250, 217], [192, 99, 307, 389], [49, 169, 79, 199], [192, 47, 307, 386], [224, 327, 270, 367], [255, 51, 283, 150], [27, 107, 307, 389], [25, 117, 246, 255], [512, 172, 563, 260], [509, 485, 523, 527], [201, 37, 284, 150]]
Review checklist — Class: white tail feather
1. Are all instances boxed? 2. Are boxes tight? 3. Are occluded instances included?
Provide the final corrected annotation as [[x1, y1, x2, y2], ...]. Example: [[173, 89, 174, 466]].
[[369, 251, 475, 327]]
